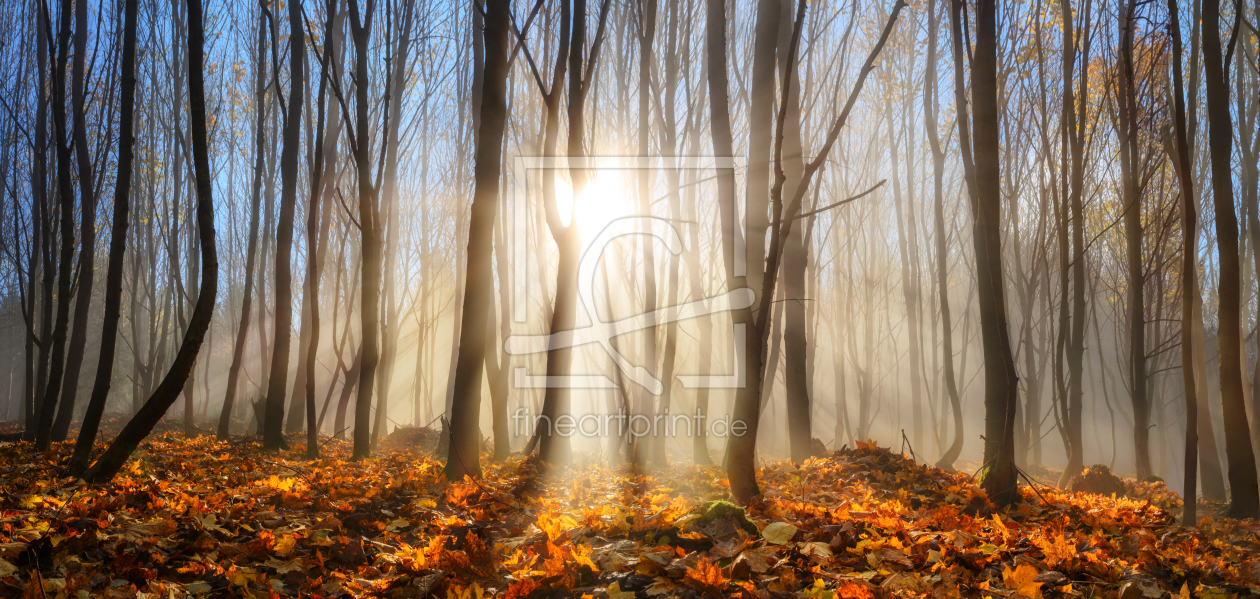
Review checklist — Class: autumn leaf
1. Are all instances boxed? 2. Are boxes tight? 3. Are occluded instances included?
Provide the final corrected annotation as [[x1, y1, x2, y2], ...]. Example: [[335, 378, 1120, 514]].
[[685, 555, 727, 595], [837, 581, 875, 599], [605, 581, 635, 599], [762, 521, 798, 545], [1003, 564, 1043, 599]]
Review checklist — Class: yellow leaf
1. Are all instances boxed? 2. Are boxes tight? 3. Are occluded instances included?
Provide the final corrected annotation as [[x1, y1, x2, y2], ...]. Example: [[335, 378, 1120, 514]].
[[762, 521, 799, 545], [273, 535, 297, 557], [1003, 564, 1043, 599], [606, 581, 636, 599]]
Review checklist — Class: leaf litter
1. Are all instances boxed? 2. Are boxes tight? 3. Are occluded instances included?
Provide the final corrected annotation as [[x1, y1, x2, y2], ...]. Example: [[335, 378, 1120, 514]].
[[0, 434, 1257, 598]]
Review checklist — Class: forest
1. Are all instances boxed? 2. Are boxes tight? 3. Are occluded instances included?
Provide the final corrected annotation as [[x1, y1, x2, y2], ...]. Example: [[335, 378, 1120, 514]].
[[1, 0, 1260, 595]]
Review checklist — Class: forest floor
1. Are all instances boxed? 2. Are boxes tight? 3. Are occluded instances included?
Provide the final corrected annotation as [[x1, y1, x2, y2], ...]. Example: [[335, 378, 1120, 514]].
[[0, 425, 1258, 599]]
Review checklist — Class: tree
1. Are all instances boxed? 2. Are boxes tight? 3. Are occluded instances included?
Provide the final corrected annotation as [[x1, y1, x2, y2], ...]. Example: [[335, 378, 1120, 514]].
[[33, 0, 76, 450], [925, 0, 963, 472], [218, 13, 269, 440], [969, 0, 1021, 508], [1117, 0, 1150, 481], [1166, 0, 1199, 526], [84, 0, 219, 482], [50, 0, 100, 442], [263, 0, 306, 450], [444, 0, 512, 480], [1202, 0, 1260, 518], [347, 0, 382, 460], [68, 0, 140, 475], [725, 0, 906, 502]]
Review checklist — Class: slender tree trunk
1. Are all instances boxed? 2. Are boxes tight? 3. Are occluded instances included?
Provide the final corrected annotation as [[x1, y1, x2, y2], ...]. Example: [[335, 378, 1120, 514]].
[[1117, 0, 1151, 480], [34, 0, 76, 450], [347, 0, 381, 460], [444, 0, 511, 480], [50, 0, 99, 441], [263, 0, 306, 450], [925, 0, 962, 472], [970, 0, 1020, 507], [218, 16, 269, 439], [85, 0, 218, 482], [1203, 0, 1260, 518], [68, 0, 140, 474], [1168, 0, 1198, 524], [703, 0, 737, 466]]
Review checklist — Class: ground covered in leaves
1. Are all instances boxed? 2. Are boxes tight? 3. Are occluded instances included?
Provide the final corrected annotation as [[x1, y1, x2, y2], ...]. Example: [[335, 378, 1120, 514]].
[[1, 431, 1258, 598]]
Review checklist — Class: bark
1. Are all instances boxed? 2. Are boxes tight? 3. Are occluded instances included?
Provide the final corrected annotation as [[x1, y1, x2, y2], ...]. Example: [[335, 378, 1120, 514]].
[[68, 0, 140, 474], [34, 0, 75, 450], [263, 0, 306, 451], [1203, 0, 1260, 518], [50, 0, 99, 442], [779, 0, 811, 466], [334, 347, 363, 438], [970, 0, 1020, 507], [1168, 0, 1198, 524], [347, 0, 380, 460], [25, 0, 49, 438], [703, 0, 736, 466], [926, 0, 962, 472], [444, 0, 511, 480], [1118, 0, 1151, 480], [727, 0, 904, 502], [218, 15, 269, 439], [302, 0, 339, 459], [84, 0, 219, 482]]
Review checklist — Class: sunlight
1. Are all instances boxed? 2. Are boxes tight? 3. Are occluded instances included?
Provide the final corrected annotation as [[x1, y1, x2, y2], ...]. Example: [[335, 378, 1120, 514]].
[[555, 171, 634, 238]]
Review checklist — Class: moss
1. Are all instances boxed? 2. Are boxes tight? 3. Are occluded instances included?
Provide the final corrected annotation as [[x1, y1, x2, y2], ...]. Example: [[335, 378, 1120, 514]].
[[695, 499, 759, 535]]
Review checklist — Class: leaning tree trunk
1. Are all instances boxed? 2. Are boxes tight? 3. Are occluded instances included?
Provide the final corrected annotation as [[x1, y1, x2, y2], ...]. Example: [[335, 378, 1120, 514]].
[[1203, 0, 1260, 518], [68, 0, 140, 475], [84, 0, 219, 482], [444, 0, 511, 480], [262, 0, 305, 451]]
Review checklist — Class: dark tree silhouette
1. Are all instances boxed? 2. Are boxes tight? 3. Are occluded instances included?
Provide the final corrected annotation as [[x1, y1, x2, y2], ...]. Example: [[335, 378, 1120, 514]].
[[68, 0, 140, 475], [84, 0, 219, 483]]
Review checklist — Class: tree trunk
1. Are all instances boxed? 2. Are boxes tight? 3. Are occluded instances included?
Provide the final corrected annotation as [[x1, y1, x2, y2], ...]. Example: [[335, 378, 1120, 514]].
[[68, 0, 139, 474], [50, 0, 100, 442], [218, 15, 269, 439], [263, 0, 306, 451], [1117, 0, 1151, 480], [1168, 0, 1198, 524], [970, 0, 1020, 507], [926, 0, 963, 472], [444, 0, 511, 480], [84, 0, 218, 482], [347, 0, 381, 460], [703, 0, 737, 466], [1203, 0, 1260, 518], [34, 0, 76, 450]]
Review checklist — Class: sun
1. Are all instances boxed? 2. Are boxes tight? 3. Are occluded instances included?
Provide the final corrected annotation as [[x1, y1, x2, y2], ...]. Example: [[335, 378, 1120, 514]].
[[555, 171, 634, 239]]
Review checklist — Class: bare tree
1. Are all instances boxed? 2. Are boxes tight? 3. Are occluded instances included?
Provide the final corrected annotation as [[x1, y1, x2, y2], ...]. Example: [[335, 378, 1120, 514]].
[[84, 0, 219, 483]]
